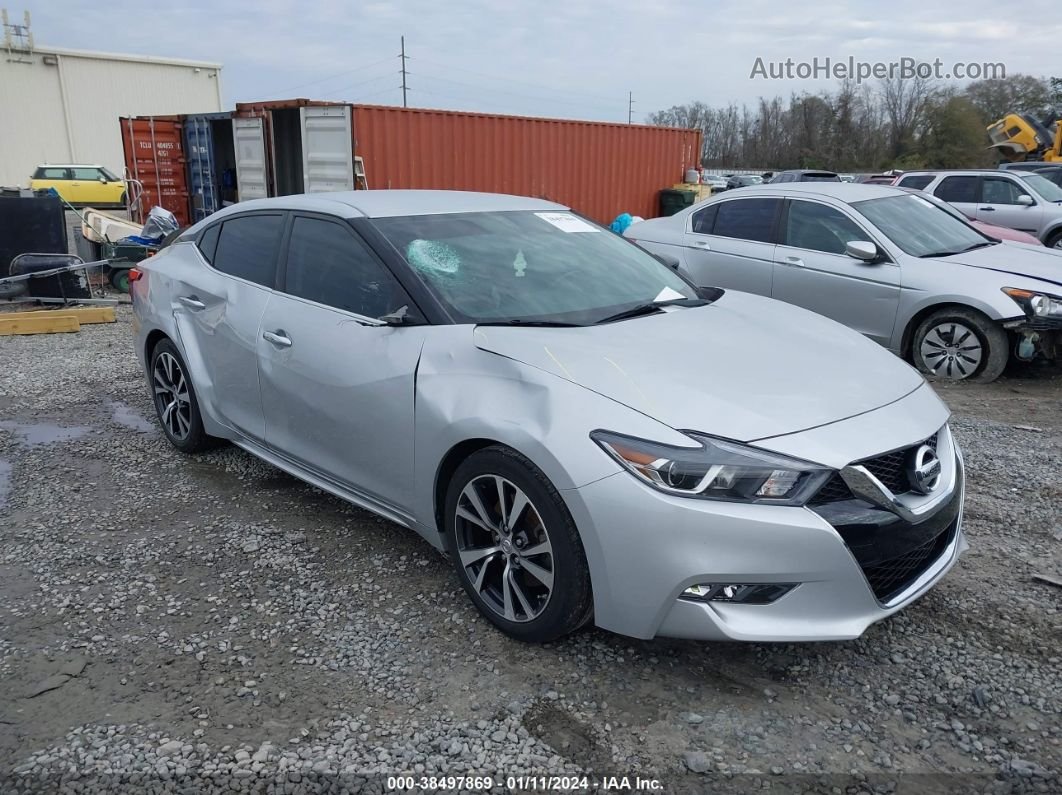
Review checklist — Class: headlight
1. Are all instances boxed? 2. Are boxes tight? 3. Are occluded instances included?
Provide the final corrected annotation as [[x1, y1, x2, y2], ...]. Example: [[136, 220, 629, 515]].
[[1003, 287, 1062, 318], [591, 430, 832, 505]]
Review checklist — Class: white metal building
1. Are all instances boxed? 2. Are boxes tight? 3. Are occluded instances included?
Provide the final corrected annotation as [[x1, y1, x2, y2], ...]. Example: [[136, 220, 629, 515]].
[[0, 44, 222, 186]]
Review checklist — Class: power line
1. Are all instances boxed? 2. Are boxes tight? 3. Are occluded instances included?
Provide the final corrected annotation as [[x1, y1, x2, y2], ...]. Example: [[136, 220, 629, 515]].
[[409, 71, 623, 115], [317, 69, 399, 99], [412, 56, 621, 105], [268, 55, 396, 96], [352, 85, 403, 104]]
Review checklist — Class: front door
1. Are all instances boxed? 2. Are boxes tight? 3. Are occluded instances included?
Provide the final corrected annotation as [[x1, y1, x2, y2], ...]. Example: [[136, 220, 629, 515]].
[[772, 199, 900, 346], [975, 175, 1044, 236], [257, 214, 427, 512]]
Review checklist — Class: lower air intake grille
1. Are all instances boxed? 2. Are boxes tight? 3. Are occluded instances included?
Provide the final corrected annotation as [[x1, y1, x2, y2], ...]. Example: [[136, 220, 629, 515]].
[[861, 526, 953, 602]]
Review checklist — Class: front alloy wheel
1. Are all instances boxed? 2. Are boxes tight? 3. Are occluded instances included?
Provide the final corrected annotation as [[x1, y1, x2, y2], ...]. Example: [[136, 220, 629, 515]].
[[455, 474, 555, 623], [918, 321, 983, 379], [445, 447, 593, 642]]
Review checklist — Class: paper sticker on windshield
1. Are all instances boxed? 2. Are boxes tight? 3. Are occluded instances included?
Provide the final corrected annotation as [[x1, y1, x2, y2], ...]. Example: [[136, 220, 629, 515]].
[[535, 212, 599, 233]]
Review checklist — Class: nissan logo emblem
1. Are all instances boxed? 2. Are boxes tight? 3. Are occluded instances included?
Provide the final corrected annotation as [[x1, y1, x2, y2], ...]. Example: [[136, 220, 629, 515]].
[[907, 444, 942, 495]]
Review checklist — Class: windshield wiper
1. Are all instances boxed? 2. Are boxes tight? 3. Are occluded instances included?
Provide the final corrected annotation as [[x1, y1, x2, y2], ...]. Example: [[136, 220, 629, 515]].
[[960, 241, 998, 252], [594, 297, 708, 325], [475, 319, 584, 327], [919, 240, 999, 258]]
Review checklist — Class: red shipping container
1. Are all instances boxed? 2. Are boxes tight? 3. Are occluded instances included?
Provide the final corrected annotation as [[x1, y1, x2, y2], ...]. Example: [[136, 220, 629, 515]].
[[119, 116, 191, 227]]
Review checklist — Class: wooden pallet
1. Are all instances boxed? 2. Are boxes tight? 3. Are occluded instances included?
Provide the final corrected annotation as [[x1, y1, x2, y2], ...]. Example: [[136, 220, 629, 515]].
[[0, 306, 116, 336]]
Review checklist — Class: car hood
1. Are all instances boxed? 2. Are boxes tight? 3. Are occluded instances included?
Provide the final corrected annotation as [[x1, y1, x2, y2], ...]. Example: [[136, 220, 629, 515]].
[[943, 243, 1062, 288], [472, 291, 926, 442]]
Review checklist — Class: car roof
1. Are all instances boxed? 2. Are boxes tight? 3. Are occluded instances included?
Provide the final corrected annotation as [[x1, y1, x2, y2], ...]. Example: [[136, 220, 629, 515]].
[[35, 163, 108, 169], [221, 190, 569, 219], [716, 183, 902, 201], [901, 169, 1023, 176], [779, 169, 838, 175]]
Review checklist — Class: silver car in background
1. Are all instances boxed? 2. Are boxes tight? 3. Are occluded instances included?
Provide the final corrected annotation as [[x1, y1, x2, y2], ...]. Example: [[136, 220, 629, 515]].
[[132, 190, 965, 643], [626, 183, 1062, 382]]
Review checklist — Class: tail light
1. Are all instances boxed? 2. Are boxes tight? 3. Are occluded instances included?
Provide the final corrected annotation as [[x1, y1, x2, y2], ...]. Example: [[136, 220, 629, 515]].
[[128, 268, 143, 282]]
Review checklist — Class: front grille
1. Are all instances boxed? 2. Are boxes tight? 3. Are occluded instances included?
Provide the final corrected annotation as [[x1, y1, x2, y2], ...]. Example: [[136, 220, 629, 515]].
[[860, 524, 954, 602], [808, 432, 939, 505]]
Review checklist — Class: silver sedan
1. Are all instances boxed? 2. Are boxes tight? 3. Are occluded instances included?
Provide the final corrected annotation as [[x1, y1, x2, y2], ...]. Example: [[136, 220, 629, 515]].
[[625, 183, 1062, 382], [131, 190, 966, 643]]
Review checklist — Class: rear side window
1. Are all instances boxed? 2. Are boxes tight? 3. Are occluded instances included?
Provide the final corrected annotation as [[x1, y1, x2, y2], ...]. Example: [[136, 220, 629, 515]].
[[197, 224, 221, 263], [34, 167, 69, 179], [934, 176, 978, 203], [283, 217, 407, 318], [897, 175, 934, 190], [712, 199, 781, 243], [212, 215, 284, 287], [691, 204, 718, 234]]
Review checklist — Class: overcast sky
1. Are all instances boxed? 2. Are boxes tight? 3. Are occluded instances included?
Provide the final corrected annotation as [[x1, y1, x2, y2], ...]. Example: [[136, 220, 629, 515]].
[[29, 0, 1060, 122]]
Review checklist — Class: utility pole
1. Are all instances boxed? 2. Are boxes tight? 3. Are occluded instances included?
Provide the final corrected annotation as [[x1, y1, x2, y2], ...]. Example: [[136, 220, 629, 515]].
[[628, 91, 634, 124], [400, 36, 408, 108]]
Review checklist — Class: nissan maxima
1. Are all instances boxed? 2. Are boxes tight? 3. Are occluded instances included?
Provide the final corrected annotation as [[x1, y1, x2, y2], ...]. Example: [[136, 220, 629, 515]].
[[130, 191, 966, 643]]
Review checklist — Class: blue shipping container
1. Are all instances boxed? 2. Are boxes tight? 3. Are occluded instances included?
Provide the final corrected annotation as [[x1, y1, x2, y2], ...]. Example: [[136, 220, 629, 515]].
[[183, 112, 234, 223]]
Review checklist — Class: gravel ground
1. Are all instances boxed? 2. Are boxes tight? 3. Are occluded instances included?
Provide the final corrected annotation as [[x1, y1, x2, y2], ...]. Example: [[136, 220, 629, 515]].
[[0, 307, 1059, 794]]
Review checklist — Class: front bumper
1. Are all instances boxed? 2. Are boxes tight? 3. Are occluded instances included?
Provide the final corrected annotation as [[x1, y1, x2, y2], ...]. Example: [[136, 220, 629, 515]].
[[564, 408, 966, 642]]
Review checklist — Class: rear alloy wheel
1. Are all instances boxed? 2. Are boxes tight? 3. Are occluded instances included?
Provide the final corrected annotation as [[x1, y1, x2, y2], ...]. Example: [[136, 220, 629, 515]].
[[912, 308, 1008, 383], [445, 447, 593, 643], [1046, 230, 1062, 250], [150, 339, 217, 453]]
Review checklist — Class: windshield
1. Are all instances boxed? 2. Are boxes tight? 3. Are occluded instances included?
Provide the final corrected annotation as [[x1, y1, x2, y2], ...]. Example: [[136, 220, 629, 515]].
[[853, 194, 992, 257], [1019, 173, 1062, 202], [803, 173, 841, 182], [372, 210, 697, 325]]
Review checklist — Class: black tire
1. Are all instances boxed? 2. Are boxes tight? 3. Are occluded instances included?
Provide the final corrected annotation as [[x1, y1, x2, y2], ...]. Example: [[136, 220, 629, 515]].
[[444, 446, 593, 643], [911, 307, 1008, 383], [119, 191, 127, 207], [149, 339, 219, 453], [1045, 229, 1062, 250]]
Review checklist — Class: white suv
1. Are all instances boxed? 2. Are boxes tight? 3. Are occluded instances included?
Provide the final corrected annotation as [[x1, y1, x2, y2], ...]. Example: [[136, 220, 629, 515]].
[[896, 169, 1062, 249]]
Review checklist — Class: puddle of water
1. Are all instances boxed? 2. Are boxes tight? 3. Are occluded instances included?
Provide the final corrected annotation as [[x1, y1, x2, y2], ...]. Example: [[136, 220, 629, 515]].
[[0, 420, 91, 446], [0, 459, 10, 511], [107, 400, 156, 433]]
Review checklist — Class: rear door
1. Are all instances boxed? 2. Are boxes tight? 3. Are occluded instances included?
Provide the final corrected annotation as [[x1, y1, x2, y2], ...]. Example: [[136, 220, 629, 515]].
[[772, 199, 900, 346], [173, 212, 283, 441], [300, 105, 355, 193], [233, 117, 269, 201], [975, 174, 1044, 235], [257, 213, 427, 514], [681, 197, 780, 296]]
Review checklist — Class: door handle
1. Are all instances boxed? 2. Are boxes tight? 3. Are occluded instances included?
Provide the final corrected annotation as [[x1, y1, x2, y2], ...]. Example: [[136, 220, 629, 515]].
[[979, 207, 995, 211], [178, 295, 206, 310], [783, 256, 805, 267], [262, 330, 292, 348], [692, 240, 711, 249]]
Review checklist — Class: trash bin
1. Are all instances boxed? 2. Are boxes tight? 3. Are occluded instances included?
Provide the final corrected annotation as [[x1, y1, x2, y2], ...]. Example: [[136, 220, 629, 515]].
[[658, 188, 697, 217]]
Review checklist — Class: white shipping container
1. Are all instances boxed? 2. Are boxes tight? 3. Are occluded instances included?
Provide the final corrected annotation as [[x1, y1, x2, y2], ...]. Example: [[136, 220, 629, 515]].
[[0, 45, 222, 187]]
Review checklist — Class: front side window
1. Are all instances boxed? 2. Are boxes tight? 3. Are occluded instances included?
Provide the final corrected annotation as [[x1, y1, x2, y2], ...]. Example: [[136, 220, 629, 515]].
[[712, 198, 781, 243], [211, 214, 284, 287], [72, 167, 102, 180], [284, 217, 408, 318], [854, 194, 992, 258], [371, 210, 696, 324], [934, 176, 978, 203], [981, 177, 1026, 205], [784, 201, 867, 255]]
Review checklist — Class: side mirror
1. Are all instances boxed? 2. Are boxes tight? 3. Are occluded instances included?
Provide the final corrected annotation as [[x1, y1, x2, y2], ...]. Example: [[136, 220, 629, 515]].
[[1017, 194, 1034, 206], [98, 175, 108, 183], [845, 241, 879, 261], [653, 252, 682, 270]]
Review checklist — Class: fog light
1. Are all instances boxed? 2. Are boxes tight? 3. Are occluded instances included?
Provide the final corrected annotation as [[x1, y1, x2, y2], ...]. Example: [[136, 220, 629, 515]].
[[681, 583, 797, 605]]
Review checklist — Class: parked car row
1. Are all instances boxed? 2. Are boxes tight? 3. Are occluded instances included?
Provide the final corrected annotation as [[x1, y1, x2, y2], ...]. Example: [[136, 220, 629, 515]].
[[626, 182, 1062, 382]]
